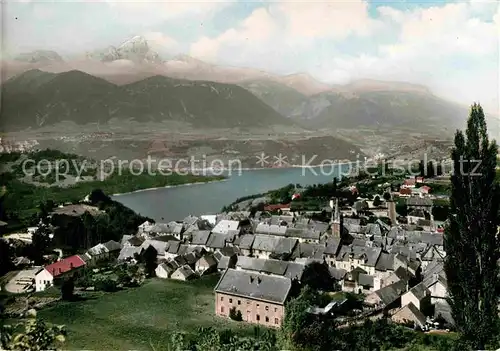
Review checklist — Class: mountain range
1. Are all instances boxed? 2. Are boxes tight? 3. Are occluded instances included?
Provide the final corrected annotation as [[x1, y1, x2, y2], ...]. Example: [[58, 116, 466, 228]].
[[2, 35, 498, 135], [0, 69, 293, 130]]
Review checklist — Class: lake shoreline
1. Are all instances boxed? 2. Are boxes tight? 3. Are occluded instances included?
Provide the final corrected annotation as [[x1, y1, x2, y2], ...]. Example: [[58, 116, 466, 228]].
[[112, 161, 364, 196], [111, 178, 229, 196]]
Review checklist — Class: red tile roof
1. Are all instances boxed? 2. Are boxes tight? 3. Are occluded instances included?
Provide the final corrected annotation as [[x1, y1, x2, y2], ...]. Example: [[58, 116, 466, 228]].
[[44, 255, 86, 277], [404, 179, 416, 186], [400, 188, 412, 195]]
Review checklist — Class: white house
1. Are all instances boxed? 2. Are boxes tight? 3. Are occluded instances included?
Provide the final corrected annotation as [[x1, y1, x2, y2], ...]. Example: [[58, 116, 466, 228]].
[[171, 265, 196, 281], [35, 255, 86, 291], [424, 274, 448, 304], [212, 220, 240, 235], [401, 282, 431, 311], [138, 221, 154, 233], [195, 254, 217, 275]]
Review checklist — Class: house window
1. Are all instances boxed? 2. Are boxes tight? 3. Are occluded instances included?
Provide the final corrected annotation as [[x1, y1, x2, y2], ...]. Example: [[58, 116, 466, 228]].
[[265, 306, 269, 311], [274, 308, 277, 312], [247, 301, 251, 305], [256, 314, 260, 321], [221, 307, 224, 313], [238, 300, 241, 305], [220, 296, 224, 301], [265, 316, 269, 322], [257, 303, 260, 308], [229, 298, 233, 303], [275, 318, 279, 325]]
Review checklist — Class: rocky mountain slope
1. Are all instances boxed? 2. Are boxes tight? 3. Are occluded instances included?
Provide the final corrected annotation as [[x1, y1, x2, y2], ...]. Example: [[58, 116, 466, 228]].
[[241, 80, 499, 136], [0, 69, 294, 131], [85, 36, 162, 64]]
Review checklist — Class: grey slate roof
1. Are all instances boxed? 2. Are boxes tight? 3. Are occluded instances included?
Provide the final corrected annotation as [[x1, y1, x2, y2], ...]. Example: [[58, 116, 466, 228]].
[[218, 246, 240, 257], [166, 240, 180, 254], [238, 234, 255, 250], [407, 282, 429, 300], [141, 239, 170, 256], [396, 302, 427, 328], [284, 262, 306, 280], [236, 257, 288, 276], [358, 273, 375, 287], [329, 267, 347, 280], [103, 240, 122, 252], [337, 245, 382, 267], [177, 244, 189, 256], [190, 230, 211, 246], [215, 268, 292, 304], [198, 254, 217, 268], [253, 235, 278, 252], [375, 252, 395, 272], [285, 227, 321, 241], [217, 256, 231, 270], [343, 218, 361, 226], [406, 197, 433, 207], [118, 246, 141, 261], [307, 221, 329, 233], [255, 223, 287, 236], [173, 265, 195, 279], [324, 238, 341, 256], [206, 233, 227, 249], [274, 238, 298, 255], [128, 236, 145, 247], [375, 280, 406, 306], [296, 243, 325, 259], [212, 220, 240, 235], [183, 215, 199, 227]]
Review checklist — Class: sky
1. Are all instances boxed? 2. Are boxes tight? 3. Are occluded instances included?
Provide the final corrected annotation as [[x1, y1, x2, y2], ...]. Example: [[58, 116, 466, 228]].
[[2, 0, 500, 116]]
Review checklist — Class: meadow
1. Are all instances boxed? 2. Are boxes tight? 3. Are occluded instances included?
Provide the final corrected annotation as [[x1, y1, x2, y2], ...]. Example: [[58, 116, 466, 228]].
[[38, 275, 257, 350]]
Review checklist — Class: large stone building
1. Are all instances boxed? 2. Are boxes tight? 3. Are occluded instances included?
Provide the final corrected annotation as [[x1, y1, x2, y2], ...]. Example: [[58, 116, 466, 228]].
[[214, 268, 292, 328]]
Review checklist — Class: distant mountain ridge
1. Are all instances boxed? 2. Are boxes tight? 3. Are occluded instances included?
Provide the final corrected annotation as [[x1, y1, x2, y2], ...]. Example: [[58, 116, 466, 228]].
[[3, 36, 498, 136], [0, 69, 294, 131]]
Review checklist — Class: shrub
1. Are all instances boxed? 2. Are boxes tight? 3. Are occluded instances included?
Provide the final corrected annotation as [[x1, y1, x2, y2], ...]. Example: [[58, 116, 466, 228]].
[[94, 278, 119, 292], [229, 307, 243, 321]]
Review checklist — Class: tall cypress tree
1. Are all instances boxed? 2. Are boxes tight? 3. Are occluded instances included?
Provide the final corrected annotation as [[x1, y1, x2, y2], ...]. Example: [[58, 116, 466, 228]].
[[444, 103, 500, 349]]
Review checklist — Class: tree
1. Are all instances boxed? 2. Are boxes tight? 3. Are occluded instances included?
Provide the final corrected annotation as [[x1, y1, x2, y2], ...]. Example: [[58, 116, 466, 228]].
[[372, 196, 382, 207], [141, 245, 158, 277], [61, 277, 75, 301], [0, 309, 66, 350], [444, 103, 500, 349], [30, 225, 51, 265], [301, 262, 335, 291], [229, 307, 243, 321]]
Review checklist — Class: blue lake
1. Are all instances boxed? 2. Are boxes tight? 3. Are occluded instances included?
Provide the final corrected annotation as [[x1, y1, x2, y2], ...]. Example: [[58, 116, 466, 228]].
[[112, 164, 351, 221]]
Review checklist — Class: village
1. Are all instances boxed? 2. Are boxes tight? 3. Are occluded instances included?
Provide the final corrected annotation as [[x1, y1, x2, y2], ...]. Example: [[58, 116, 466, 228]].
[[0, 167, 455, 335]]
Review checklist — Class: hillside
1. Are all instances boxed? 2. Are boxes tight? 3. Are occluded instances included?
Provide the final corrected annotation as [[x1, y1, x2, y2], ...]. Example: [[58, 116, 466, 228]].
[[238, 80, 310, 117], [0, 69, 294, 131], [294, 90, 469, 131], [241, 81, 478, 134]]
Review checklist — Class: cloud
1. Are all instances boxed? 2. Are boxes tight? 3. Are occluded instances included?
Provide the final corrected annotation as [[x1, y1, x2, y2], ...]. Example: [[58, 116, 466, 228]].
[[189, 0, 499, 113], [143, 32, 179, 54], [274, 0, 380, 39], [105, 0, 231, 25], [190, 7, 282, 63], [190, 0, 380, 63]]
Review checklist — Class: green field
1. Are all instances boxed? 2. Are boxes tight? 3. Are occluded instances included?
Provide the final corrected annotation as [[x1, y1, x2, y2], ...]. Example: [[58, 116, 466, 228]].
[[38, 275, 257, 350]]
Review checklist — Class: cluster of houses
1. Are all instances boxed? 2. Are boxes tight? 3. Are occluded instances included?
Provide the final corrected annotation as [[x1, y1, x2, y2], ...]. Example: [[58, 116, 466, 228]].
[[107, 192, 450, 329], [34, 239, 122, 292], [24, 175, 452, 330]]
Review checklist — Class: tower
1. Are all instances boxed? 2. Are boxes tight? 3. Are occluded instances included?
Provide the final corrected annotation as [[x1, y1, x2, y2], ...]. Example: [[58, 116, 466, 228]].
[[330, 197, 341, 238]]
